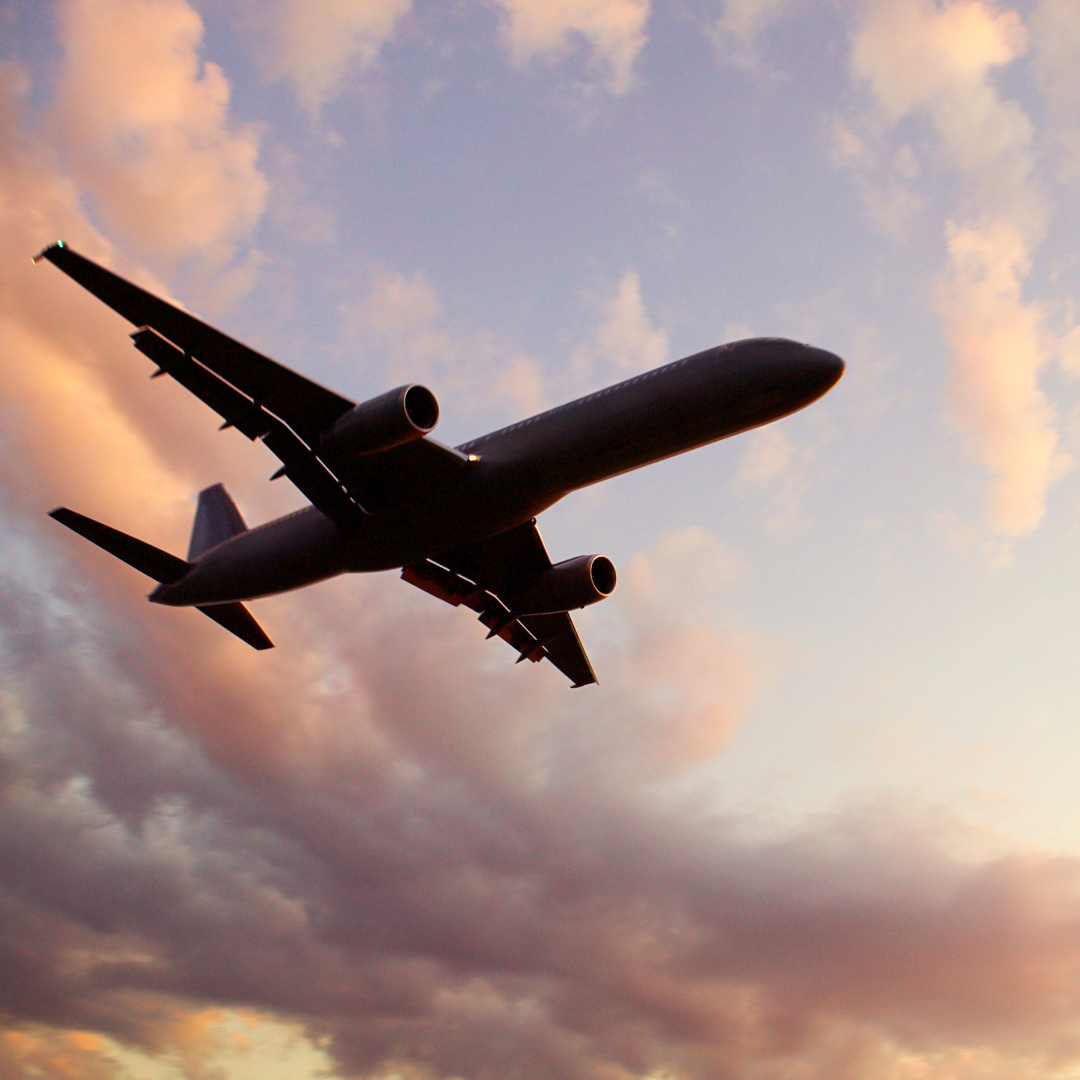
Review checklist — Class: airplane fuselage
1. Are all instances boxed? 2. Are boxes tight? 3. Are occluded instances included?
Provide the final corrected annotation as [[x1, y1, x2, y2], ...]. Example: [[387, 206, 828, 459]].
[[153, 337, 843, 608]]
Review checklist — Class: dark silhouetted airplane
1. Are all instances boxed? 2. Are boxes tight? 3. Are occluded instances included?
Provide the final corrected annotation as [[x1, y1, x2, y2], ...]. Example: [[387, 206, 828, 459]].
[[38, 243, 843, 686]]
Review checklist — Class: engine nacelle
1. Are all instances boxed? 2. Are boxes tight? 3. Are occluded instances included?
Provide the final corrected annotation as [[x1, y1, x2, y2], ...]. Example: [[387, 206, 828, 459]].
[[511, 555, 617, 615], [320, 384, 439, 459]]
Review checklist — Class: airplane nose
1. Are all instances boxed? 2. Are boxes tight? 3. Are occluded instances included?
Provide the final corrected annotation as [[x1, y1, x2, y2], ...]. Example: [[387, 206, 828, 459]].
[[721, 339, 845, 429], [801, 345, 845, 399]]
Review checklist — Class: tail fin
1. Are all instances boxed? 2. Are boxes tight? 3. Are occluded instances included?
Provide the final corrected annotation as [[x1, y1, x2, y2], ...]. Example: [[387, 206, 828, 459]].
[[188, 483, 247, 560], [49, 506, 274, 651]]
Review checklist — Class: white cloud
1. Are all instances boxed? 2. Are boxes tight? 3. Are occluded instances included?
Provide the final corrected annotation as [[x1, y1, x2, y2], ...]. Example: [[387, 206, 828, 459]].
[[52, 0, 268, 262], [266, 0, 412, 110], [847, 0, 1064, 534], [851, 0, 1037, 226], [573, 269, 668, 382], [938, 221, 1066, 533], [493, 0, 651, 94]]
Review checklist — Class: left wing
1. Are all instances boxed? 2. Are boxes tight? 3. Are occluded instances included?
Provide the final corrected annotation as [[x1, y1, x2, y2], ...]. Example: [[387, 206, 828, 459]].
[[402, 520, 598, 688]]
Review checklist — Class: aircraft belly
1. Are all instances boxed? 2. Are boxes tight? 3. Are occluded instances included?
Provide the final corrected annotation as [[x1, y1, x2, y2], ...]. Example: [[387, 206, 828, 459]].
[[343, 472, 563, 573], [157, 508, 349, 606]]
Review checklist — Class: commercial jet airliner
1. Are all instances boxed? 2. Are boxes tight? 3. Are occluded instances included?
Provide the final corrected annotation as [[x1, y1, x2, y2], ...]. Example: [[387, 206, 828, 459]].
[[37, 243, 843, 686]]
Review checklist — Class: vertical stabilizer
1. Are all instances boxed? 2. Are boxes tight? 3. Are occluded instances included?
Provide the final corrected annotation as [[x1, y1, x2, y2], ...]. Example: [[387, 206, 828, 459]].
[[188, 484, 248, 560]]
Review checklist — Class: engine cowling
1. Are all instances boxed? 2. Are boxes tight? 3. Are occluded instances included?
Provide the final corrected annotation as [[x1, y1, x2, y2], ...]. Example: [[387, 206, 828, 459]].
[[320, 384, 439, 459], [511, 555, 617, 615]]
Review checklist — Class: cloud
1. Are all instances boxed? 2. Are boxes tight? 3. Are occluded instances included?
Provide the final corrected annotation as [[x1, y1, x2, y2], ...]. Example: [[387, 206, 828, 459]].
[[51, 0, 268, 262], [264, 0, 412, 111], [830, 118, 925, 240], [709, 0, 803, 68], [1030, 0, 1080, 180], [493, 0, 651, 95], [850, 0, 1036, 223], [12, 24, 1080, 1080], [846, 0, 1063, 534], [572, 269, 668, 384], [340, 266, 549, 423], [937, 221, 1065, 533], [732, 425, 811, 532]]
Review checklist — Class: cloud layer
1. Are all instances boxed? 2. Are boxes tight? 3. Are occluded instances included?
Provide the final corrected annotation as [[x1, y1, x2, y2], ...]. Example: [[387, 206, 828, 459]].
[[7, 2, 1080, 1078]]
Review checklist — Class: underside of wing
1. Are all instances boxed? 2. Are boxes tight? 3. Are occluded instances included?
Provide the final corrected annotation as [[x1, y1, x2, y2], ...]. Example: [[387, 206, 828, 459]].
[[39, 244, 471, 522], [322, 433, 473, 513], [39, 244, 354, 443], [401, 520, 599, 687], [129, 327, 362, 528]]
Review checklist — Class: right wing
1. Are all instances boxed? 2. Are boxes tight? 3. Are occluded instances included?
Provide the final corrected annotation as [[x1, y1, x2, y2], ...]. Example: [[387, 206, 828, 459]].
[[37, 244, 473, 521], [39, 243, 353, 443], [402, 520, 599, 688]]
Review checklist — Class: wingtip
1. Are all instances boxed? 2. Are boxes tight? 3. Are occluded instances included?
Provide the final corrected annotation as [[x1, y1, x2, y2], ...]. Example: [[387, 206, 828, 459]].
[[32, 241, 65, 265]]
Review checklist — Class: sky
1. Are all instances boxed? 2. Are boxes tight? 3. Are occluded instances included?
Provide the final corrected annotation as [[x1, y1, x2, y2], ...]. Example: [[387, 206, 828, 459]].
[[3, 0, 1080, 1076]]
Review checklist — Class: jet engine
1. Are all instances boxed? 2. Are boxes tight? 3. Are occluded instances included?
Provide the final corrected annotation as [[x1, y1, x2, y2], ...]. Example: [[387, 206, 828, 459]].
[[320, 384, 439, 459], [511, 555, 616, 615]]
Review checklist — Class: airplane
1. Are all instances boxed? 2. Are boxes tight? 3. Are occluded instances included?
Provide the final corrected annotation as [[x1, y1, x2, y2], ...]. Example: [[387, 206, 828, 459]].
[[36, 242, 844, 687]]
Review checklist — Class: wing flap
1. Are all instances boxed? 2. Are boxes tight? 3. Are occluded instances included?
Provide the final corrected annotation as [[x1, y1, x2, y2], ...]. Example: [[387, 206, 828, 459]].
[[131, 327, 363, 529], [518, 612, 598, 687], [402, 561, 552, 663], [402, 519, 600, 687]]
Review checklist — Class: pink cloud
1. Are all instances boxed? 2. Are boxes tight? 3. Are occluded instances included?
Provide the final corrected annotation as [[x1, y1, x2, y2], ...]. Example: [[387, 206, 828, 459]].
[[494, 0, 651, 95], [51, 0, 268, 261], [848, 0, 1063, 534]]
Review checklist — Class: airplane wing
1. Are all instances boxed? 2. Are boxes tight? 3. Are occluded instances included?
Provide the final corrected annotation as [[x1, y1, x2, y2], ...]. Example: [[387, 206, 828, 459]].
[[37, 244, 470, 520], [402, 519, 599, 688], [38, 244, 353, 443]]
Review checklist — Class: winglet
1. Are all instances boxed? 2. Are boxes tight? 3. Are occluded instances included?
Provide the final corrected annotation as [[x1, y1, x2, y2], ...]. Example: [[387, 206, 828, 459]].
[[32, 241, 64, 264]]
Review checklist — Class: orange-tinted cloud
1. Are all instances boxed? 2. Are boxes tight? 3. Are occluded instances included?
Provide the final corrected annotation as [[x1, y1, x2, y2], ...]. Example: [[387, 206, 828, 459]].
[[264, 0, 412, 110], [938, 222, 1064, 533], [848, 0, 1062, 534], [51, 0, 268, 261]]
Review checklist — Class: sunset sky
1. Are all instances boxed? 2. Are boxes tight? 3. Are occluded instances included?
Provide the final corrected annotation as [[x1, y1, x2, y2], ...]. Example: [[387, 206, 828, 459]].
[[4, 0, 1080, 1077]]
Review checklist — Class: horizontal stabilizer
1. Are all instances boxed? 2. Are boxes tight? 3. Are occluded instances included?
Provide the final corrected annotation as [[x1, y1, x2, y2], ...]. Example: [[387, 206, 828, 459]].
[[49, 507, 191, 583], [196, 602, 274, 650]]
